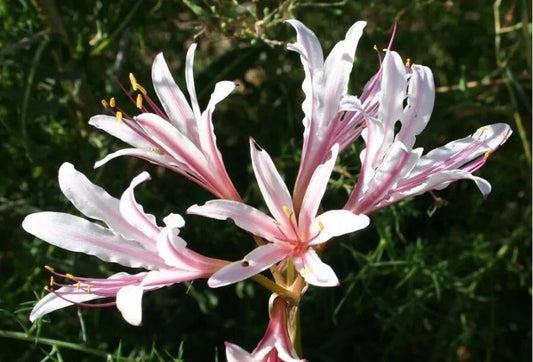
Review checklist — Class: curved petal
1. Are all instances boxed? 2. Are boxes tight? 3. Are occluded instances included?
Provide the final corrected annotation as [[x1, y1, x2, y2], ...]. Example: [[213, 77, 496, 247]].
[[188, 200, 284, 242], [133, 113, 207, 168], [311, 210, 370, 245], [93, 147, 175, 169], [152, 52, 196, 136], [225, 342, 255, 362], [29, 286, 101, 322], [185, 43, 202, 121], [396, 64, 435, 148], [250, 139, 294, 229], [119, 171, 160, 242], [89, 115, 154, 149], [320, 21, 366, 127], [116, 284, 144, 326], [208, 243, 288, 287], [22, 212, 165, 269], [293, 249, 339, 287], [378, 51, 407, 149], [298, 145, 338, 232]]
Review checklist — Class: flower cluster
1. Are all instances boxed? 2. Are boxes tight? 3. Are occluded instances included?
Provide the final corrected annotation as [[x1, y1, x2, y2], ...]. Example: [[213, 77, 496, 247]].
[[23, 19, 511, 361]]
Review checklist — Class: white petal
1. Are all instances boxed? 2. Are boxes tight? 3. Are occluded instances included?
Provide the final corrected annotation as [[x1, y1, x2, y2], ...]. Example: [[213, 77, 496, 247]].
[[29, 286, 101, 322], [185, 43, 202, 120], [152, 52, 196, 136], [312, 210, 370, 245], [58, 163, 149, 243], [116, 285, 144, 326], [396, 64, 435, 148], [119, 171, 160, 241], [22, 212, 165, 269], [293, 249, 339, 287]]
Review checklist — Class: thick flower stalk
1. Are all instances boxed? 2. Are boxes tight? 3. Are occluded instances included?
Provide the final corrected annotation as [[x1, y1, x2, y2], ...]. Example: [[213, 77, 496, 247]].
[[225, 295, 305, 362], [22, 163, 227, 325], [89, 43, 241, 201], [343, 50, 512, 214], [287, 20, 377, 211], [188, 139, 369, 289]]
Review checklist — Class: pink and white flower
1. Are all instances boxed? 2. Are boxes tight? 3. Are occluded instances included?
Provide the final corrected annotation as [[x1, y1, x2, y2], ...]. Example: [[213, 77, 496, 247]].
[[22, 163, 227, 325], [225, 295, 305, 362], [343, 50, 512, 214], [286, 20, 373, 210], [188, 140, 369, 288], [89, 44, 241, 201]]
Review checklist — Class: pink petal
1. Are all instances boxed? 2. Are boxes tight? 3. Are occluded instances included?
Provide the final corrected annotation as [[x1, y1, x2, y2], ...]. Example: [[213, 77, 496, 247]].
[[298, 145, 338, 232], [89, 115, 154, 149], [187, 200, 284, 243], [208, 243, 288, 287], [249, 139, 294, 231]]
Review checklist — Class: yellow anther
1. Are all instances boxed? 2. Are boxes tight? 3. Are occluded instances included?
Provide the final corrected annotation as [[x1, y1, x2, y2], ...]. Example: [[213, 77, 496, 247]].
[[65, 273, 75, 280], [87, 284, 92, 293], [49, 276, 55, 287], [116, 111, 123, 122], [44, 265, 55, 272], [44, 285, 49, 291], [405, 58, 411, 67], [129, 73, 147, 94], [317, 220, 325, 231], [76, 282, 81, 291], [136, 93, 143, 109], [300, 268, 311, 275], [129, 73, 138, 89], [101, 99, 109, 108], [373, 44, 378, 51], [109, 97, 116, 108]]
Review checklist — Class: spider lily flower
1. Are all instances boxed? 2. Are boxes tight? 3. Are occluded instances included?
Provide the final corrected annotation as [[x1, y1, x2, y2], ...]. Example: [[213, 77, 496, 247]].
[[286, 20, 372, 211], [89, 43, 241, 201], [225, 295, 305, 362], [188, 139, 370, 288], [344, 50, 512, 214], [22, 163, 227, 325]]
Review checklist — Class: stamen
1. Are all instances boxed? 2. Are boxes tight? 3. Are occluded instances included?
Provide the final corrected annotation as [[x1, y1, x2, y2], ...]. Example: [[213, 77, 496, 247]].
[[44, 265, 55, 272], [109, 97, 116, 108], [87, 284, 92, 294], [317, 220, 325, 231], [49, 276, 55, 287], [283, 206, 292, 218], [150, 147, 165, 155], [76, 282, 81, 291], [65, 273, 75, 280], [101, 99, 109, 108], [405, 58, 411, 67], [129, 73, 147, 95], [136, 93, 143, 109], [116, 111, 123, 122]]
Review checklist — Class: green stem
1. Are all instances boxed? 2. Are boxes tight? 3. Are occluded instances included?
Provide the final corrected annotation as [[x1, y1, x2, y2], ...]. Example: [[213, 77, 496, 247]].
[[251, 274, 299, 302], [0, 330, 135, 361]]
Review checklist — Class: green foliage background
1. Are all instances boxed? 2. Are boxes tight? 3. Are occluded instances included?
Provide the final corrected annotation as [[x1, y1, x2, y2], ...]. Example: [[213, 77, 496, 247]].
[[0, 0, 530, 361]]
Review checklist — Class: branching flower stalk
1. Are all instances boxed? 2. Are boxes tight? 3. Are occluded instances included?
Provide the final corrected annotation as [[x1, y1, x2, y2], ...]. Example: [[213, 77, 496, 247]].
[[23, 18, 511, 361]]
